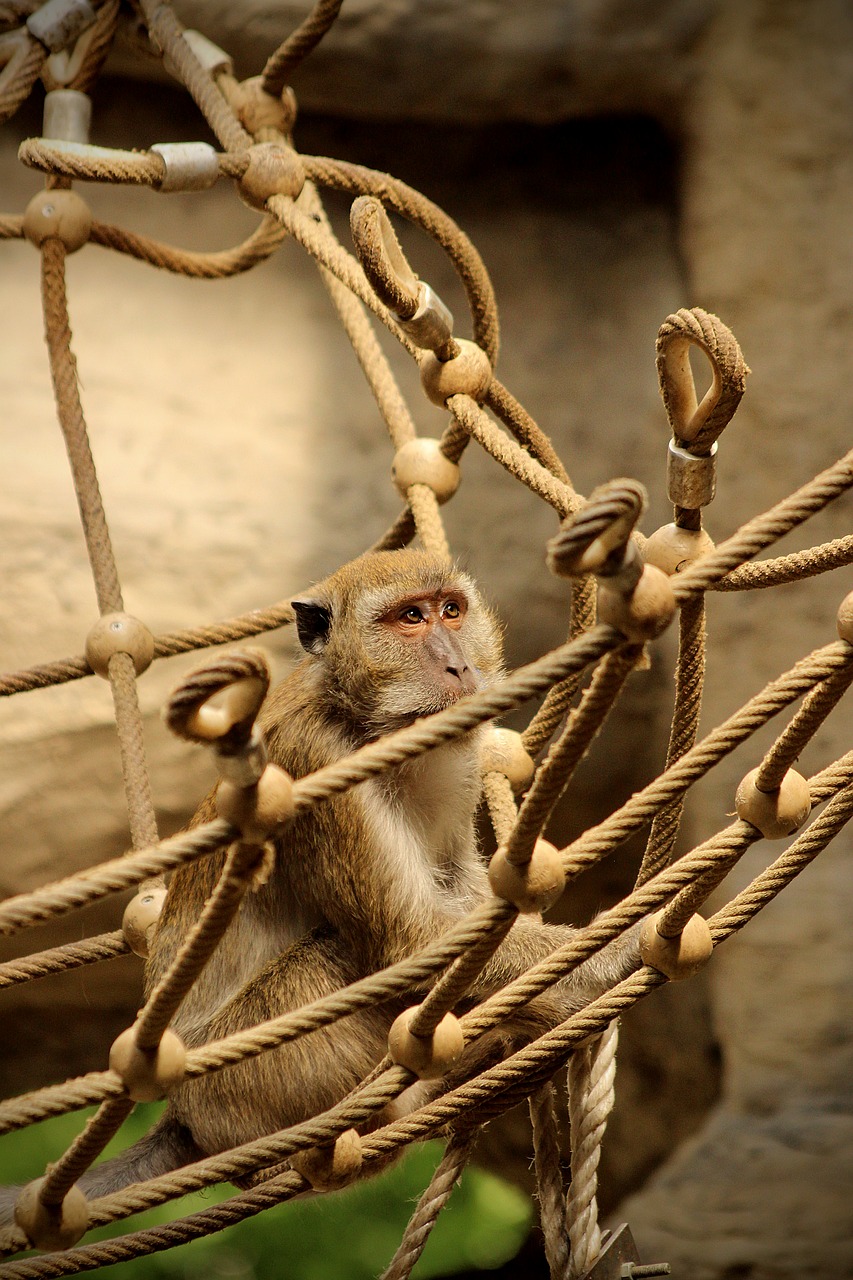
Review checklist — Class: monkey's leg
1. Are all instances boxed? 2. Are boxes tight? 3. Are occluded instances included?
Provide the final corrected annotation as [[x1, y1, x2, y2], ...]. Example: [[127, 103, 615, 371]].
[[169, 927, 396, 1156]]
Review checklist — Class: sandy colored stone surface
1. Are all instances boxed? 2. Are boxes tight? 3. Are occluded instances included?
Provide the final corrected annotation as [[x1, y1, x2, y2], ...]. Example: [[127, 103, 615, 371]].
[[110, 0, 717, 123]]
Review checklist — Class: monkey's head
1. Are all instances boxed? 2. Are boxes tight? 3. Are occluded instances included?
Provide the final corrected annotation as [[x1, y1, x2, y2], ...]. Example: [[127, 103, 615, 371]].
[[291, 550, 504, 735]]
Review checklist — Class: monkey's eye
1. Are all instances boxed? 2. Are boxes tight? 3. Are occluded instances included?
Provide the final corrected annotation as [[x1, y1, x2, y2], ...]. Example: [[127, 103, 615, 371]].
[[441, 601, 461, 620], [399, 606, 425, 625]]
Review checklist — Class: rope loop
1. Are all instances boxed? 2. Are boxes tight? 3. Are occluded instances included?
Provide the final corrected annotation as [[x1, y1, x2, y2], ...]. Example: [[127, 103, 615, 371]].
[[350, 194, 458, 359], [656, 307, 749, 454], [547, 479, 647, 580], [163, 648, 270, 749]]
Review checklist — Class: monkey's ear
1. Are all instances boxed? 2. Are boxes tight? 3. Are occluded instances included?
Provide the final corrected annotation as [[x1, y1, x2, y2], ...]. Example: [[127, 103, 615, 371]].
[[292, 598, 333, 654]]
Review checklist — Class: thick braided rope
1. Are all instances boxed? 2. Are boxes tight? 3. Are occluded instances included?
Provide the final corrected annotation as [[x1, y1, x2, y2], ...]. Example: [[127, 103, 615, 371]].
[[136, 0, 250, 153], [88, 216, 288, 277], [0, 821, 234, 937], [508, 645, 642, 863], [712, 534, 853, 590], [135, 841, 270, 1051], [107, 653, 159, 851], [41, 0, 120, 96], [637, 595, 706, 884], [41, 238, 122, 615], [1, 7, 850, 1269], [755, 659, 853, 792], [556, 641, 850, 880], [6, 775, 853, 1275], [261, 0, 343, 96], [0, 902, 509, 1137], [656, 307, 749, 454], [39, 1098, 135, 1209], [302, 155, 500, 363], [566, 1022, 618, 1277], [530, 1082, 571, 1280], [484, 379, 572, 486], [451, 394, 578, 518], [522, 577, 598, 759], [673, 447, 853, 601], [72, 760, 853, 1231], [0, 1074, 123, 1139], [379, 1129, 477, 1280], [466, 754, 853, 1036], [3, 640, 845, 1121], [0, 932, 127, 989], [0, 33, 44, 125]]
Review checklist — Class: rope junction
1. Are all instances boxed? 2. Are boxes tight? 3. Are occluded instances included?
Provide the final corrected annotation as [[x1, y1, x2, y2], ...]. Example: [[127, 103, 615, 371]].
[[1, 2, 852, 1276]]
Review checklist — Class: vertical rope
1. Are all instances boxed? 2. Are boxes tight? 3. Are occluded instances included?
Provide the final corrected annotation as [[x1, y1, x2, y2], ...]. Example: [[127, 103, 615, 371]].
[[41, 239, 123, 616], [379, 1129, 477, 1280], [565, 1021, 618, 1278], [523, 578, 597, 758], [530, 1082, 570, 1280], [407, 483, 451, 560], [508, 646, 642, 863], [637, 596, 706, 885], [107, 654, 159, 851], [482, 771, 519, 843]]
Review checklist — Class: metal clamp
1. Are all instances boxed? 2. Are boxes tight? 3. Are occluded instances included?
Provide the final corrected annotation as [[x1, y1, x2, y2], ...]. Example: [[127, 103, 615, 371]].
[[398, 281, 455, 353], [151, 141, 220, 193], [667, 439, 717, 509], [27, 0, 96, 54], [43, 88, 91, 144], [579, 1224, 671, 1279]]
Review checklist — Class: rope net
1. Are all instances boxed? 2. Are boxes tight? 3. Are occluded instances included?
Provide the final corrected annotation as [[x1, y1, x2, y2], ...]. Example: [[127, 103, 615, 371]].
[[1, 2, 852, 1277]]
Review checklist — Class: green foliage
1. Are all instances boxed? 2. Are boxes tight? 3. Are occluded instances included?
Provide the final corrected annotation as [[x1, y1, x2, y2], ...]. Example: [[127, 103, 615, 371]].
[[0, 1105, 531, 1278]]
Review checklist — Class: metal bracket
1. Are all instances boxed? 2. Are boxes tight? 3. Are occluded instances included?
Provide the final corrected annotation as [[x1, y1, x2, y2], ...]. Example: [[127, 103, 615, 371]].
[[578, 1224, 671, 1280]]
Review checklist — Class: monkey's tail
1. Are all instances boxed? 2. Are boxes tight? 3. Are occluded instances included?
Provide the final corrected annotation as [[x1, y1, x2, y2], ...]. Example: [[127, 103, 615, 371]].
[[0, 1108, 203, 1229]]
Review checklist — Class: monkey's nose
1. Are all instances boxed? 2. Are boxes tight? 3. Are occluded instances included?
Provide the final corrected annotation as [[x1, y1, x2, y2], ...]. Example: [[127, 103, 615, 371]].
[[446, 663, 478, 696]]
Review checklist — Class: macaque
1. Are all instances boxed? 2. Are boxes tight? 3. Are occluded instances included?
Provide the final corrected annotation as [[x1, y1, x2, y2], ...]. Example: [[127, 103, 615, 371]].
[[4, 550, 641, 1207]]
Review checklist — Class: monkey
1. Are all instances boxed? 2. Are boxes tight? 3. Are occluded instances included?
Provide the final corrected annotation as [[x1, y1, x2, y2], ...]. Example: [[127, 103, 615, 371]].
[[0, 548, 642, 1217]]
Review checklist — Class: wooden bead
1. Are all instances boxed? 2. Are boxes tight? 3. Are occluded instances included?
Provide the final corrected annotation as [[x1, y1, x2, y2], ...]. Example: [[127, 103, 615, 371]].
[[122, 888, 166, 959], [597, 565, 677, 642], [238, 142, 305, 211], [643, 523, 715, 576], [85, 612, 155, 678], [735, 767, 811, 839], [488, 840, 565, 914], [392, 438, 460, 503], [387, 1008, 464, 1079], [109, 1026, 186, 1102], [216, 764, 295, 842], [290, 1129, 363, 1191], [837, 591, 853, 644], [420, 339, 492, 407], [23, 190, 92, 253], [639, 911, 713, 980], [480, 727, 535, 789], [14, 1179, 88, 1252], [234, 77, 297, 135]]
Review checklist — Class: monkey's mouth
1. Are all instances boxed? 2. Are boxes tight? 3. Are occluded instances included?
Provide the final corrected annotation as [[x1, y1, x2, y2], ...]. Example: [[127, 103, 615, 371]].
[[371, 685, 479, 735]]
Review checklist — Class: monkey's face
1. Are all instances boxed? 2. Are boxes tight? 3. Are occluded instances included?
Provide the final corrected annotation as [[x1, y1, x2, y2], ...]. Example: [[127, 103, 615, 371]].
[[292, 550, 504, 737]]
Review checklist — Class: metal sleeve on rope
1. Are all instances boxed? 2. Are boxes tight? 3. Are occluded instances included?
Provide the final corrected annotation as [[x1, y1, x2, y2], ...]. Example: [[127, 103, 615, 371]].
[[26, 0, 96, 54], [667, 439, 717, 509], [150, 141, 220, 193]]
